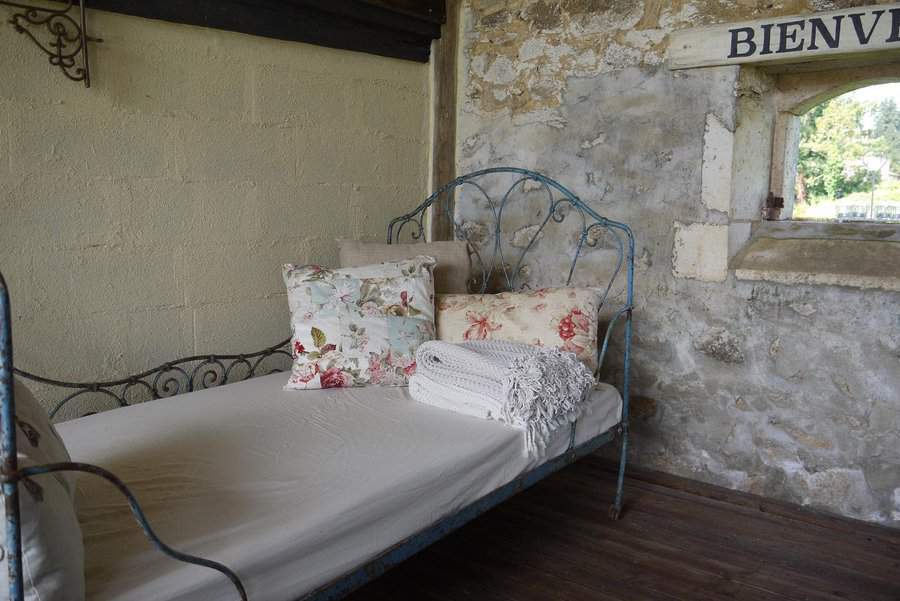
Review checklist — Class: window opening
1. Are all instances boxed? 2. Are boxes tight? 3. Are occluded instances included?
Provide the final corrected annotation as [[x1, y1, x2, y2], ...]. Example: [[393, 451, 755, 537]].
[[794, 82, 900, 223]]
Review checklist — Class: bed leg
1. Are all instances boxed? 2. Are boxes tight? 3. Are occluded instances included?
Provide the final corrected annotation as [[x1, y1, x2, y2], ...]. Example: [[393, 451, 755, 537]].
[[608, 423, 628, 521], [1, 273, 25, 601]]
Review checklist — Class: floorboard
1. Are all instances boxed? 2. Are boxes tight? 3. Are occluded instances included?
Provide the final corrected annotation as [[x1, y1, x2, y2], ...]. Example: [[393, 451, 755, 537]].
[[343, 456, 900, 601]]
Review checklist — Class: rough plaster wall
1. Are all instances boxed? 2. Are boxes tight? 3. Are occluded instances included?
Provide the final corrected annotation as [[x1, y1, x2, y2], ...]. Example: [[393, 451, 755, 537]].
[[0, 11, 430, 401], [458, 0, 900, 525]]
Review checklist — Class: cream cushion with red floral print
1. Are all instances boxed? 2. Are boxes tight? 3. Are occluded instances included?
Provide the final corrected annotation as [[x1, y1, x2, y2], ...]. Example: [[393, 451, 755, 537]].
[[435, 288, 601, 371], [283, 256, 436, 390]]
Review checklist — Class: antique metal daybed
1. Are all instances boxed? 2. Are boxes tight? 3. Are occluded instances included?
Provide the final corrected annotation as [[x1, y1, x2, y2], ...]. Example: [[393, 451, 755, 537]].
[[0, 168, 634, 601]]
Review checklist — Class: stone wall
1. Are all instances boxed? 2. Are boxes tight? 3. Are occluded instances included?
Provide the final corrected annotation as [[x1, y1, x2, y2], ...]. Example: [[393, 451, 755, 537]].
[[0, 11, 431, 402], [456, 0, 900, 525]]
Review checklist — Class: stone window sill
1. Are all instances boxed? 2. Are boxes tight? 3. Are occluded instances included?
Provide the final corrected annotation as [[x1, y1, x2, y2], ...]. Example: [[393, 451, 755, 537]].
[[732, 221, 900, 292]]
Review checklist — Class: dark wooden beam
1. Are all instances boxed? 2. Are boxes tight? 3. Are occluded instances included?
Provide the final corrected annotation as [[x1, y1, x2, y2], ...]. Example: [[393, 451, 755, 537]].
[[360, 0, 445, 24], [84, 0, 443, 62], [285, 1, 441, 38], [431, 0, 459, 240]]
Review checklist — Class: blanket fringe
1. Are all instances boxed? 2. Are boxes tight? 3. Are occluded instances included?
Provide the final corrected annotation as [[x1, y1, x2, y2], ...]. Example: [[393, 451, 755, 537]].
[[411, 341, 595, 456]]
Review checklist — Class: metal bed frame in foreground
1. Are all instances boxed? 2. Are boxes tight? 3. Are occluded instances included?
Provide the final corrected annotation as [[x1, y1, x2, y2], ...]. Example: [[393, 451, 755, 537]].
[[0, 168, 634, 601]]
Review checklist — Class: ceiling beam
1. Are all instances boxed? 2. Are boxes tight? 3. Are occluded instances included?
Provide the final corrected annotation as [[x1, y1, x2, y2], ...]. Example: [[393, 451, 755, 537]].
[[85, 0, 444, 62]]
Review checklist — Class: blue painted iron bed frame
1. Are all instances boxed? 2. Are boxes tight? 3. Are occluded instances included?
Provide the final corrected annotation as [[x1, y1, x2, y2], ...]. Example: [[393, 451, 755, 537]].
[[0, 168, 634, 601]]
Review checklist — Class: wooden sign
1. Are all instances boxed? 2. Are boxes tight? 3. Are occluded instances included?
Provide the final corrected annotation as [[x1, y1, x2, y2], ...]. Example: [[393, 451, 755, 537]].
[[669, 3, 900, 69]]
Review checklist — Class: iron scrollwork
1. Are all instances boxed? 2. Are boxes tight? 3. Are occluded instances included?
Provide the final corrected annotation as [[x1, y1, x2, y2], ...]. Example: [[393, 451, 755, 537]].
[[0, 0, 100, 87], [387, 167, 635, 375], [13, 339, 293, 422]]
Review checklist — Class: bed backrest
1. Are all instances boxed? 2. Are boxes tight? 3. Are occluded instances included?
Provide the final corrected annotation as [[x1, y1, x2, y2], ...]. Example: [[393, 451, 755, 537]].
[[390, 167, 635, 382], [15, 343, 293, 422], [389, 168, 634, 308]]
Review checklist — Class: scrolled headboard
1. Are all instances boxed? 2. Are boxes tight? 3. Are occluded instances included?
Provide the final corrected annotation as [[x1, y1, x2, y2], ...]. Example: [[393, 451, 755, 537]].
[[390, 167, 635, 374], [390, 167, 634, 302]]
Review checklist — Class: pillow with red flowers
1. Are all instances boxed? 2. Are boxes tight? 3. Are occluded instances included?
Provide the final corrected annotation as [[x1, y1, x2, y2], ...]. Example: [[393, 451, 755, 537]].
[[434, 288, 601, 371], [283, 256, 436, 390]]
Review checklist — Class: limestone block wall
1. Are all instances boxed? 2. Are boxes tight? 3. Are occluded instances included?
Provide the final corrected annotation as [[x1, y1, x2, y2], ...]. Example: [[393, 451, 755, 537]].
[[456, 0, 900, 525], [0, 11, 431, 392]]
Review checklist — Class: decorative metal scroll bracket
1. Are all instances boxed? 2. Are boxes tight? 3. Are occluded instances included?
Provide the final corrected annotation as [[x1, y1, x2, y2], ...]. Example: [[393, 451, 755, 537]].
[[0, 0, 102, 88]]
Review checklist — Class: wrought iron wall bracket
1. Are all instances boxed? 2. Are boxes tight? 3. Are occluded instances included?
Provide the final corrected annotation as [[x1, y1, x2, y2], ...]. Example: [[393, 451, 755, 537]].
[[0, 0, 101, 88]]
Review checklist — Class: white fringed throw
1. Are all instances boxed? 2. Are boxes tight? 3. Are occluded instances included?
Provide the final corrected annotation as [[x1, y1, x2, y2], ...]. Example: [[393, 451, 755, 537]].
[[408, 340, 595, 456]]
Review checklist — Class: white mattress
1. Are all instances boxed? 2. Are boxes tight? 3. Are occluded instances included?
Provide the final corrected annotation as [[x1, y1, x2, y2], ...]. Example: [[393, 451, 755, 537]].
[[57, 373, 621, 601]]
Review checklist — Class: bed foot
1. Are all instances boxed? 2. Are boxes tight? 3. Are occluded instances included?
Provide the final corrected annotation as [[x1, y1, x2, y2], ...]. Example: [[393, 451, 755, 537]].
[[607, 504, 622, 520], [609, 423, 628, 521]]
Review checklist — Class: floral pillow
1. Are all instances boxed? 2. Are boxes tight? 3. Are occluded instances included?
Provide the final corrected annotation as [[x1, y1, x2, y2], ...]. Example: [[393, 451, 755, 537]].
[[435, 288, 601, 371], [283, 256, 436, 389]]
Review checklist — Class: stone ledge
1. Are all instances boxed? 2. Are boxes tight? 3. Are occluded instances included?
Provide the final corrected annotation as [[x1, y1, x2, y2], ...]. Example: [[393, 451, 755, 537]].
[[732, 236, 900, 292], [757, 220, 900, 242]]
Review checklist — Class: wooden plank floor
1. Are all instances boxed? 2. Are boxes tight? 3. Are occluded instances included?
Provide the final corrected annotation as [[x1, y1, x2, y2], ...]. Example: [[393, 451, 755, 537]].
[[344, 455, 900, 601]]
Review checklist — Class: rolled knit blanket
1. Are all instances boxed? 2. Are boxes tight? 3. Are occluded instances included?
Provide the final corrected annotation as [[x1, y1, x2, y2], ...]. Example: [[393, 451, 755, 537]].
[[408, 340, 595, 456]]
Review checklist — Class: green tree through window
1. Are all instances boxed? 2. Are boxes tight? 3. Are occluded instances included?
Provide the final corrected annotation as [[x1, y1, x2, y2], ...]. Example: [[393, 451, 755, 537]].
[[796, 84, 900, 222], [798, 97, 869, 201], [871, 99, 900, 168]]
